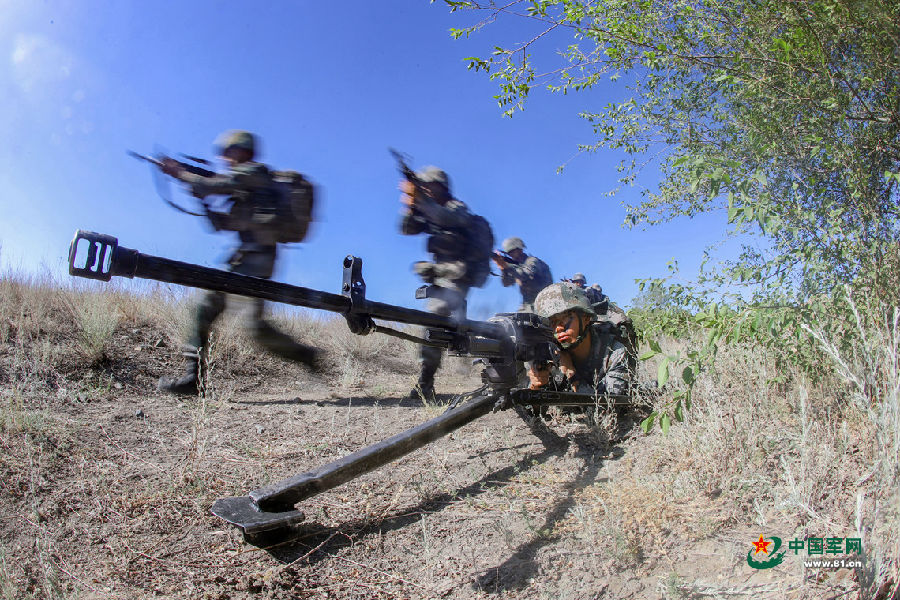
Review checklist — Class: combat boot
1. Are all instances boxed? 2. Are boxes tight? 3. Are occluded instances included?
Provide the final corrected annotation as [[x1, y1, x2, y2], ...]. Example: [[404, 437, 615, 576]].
[[410, 354, 439, 402], [158, 349, 200, 395], [408, 380, 436, 403], [157, 370, 199, 395]]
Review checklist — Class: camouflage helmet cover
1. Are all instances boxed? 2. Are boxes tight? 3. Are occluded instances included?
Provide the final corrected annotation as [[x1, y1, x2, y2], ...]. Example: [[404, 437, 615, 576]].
[[534, 283, 596, 320], [214, 130, 256, 154], [571, 272, 587, 284], [416, 166, 451, 192], [501, 236, 526, 252]]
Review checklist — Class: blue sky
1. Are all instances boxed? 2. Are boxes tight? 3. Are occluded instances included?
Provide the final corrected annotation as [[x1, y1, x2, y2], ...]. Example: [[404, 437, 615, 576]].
[[0, 1, 736, 316]]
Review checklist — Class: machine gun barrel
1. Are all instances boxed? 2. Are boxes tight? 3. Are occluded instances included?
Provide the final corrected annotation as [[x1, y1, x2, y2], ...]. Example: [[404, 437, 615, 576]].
[[67, 230, 506, 338]]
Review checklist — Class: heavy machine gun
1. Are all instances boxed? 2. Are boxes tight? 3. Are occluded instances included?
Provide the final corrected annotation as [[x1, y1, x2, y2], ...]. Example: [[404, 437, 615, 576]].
[[68, 230, 629, 538]]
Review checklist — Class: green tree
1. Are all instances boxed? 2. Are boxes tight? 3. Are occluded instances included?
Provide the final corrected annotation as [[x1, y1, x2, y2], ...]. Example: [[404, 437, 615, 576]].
[[444, 0, 900, 299], [443, 4, 900, 594]]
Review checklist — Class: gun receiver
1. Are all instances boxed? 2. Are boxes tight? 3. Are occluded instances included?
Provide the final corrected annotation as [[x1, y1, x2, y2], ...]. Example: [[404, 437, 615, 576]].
[[68, 230, 630, 538]]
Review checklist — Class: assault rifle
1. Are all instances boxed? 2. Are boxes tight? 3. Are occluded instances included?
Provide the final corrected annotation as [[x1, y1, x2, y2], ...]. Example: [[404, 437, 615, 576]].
[[492, 249, 522, 266], [67, 230, 629, 538], [389, 146, 443, 227], [389, 147, 420, 189], [128, 150, 217, 217], [128, 150, 217, 179]]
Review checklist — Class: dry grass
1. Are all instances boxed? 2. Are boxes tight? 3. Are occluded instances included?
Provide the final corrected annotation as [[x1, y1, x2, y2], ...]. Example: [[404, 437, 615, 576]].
[[1, 270, 897, 598], [552, 326, 897, 597]]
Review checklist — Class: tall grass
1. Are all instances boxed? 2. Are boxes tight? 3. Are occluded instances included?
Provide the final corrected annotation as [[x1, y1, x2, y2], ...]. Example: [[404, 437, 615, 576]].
[[802, 288, 900, 597]]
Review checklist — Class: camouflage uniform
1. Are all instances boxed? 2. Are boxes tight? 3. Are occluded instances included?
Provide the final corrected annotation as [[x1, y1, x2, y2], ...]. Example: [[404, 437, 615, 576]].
[[595, 300, 637, 378], [584, 284, 607, 307], [533, 283, 631, 396], [400, 167, 483, 398], [549, 322, 630, 395], [498, 237, 553, 312], [571, 275, 608, 313], [159, 131, 317, 394]]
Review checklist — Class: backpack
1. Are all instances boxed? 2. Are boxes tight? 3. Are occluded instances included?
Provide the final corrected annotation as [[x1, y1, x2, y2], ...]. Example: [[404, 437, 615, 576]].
[[464, 214, 494, 288], [270, 170, 315, 243], [596, 302, 637, 377]]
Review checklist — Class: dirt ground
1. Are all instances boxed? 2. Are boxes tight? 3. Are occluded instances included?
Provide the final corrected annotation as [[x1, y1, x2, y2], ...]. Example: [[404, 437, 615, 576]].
[[0, 315, 867, 599]]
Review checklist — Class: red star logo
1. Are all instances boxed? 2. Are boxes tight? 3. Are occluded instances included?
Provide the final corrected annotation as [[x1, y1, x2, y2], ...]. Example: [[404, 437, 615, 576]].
[[752, 534, 771, 555]]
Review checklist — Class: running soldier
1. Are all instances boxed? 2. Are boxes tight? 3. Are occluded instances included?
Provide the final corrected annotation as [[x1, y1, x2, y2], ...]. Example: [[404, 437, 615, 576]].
[[399, 166, 493, 401], [492, 237, 553, 312], [157, 130, 319, 395]]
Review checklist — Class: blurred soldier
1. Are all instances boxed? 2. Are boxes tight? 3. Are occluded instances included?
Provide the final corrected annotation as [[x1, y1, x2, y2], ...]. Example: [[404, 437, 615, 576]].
[[157, 130, 319, 395], [588, 283, 607, 305], [399, 166, 493, 401], [569, 272, 599, 302], [492, 237, 553, 312], [527, 283, 631, 396], [568, 272, 608, 308]]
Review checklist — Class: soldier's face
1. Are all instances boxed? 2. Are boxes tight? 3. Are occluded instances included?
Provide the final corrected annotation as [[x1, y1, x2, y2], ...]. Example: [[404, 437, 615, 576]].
[[508, 249, 525, 262], [550, 310, 585, 346], [221, 147, 252, 165]]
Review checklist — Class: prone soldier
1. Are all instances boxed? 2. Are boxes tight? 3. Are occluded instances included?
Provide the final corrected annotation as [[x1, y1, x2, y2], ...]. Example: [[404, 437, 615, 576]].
[[527, 283, 631, 396], [492, 237, 553, 312], [156, 130, 320, 394], [567, 274, 636, 376], [399, 165, 493, 401]]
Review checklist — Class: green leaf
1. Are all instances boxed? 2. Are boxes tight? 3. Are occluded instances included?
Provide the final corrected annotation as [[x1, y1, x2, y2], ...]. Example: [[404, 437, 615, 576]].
[[649, 339, 662, 353], [640, 413, 656, 434], [685, 388, 692, 411], [657, 356, 670, 387], [639, 349, 658, 361], [661, 413, 671, 434], [674, 400, 684, 422], [681, 366, 695, 385]]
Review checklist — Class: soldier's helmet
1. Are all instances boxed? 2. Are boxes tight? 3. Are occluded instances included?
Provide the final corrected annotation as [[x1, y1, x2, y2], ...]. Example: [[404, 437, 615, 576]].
[[214, 130, 257, 155], [534, 283, 596, 320], [501, 237, 526, 253], [416, 166, 451, 193]]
